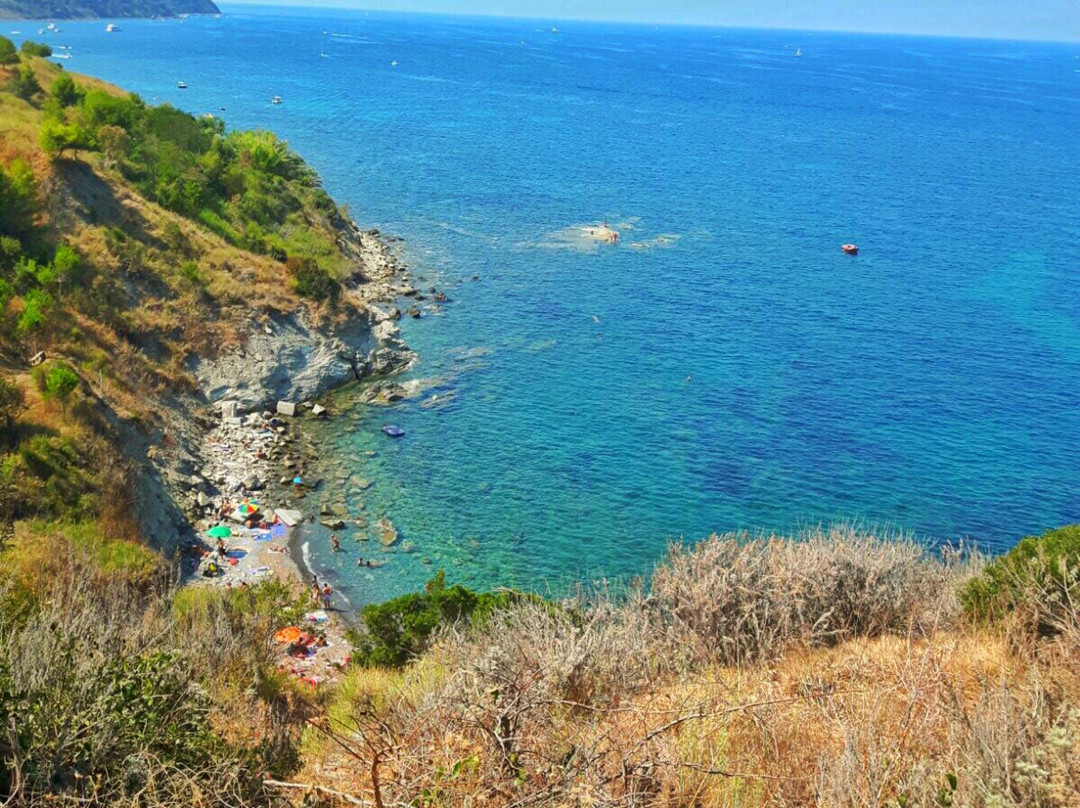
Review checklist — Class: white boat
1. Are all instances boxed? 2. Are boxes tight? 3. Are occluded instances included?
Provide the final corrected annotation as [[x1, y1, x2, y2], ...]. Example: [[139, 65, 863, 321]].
[[390, 60, 398, 66], [177, 81, 188, 89], [271, 95, 283, 104], [106, 23, 119, 32], [53, 53, 71, 59], [795, 47, 802, 57]]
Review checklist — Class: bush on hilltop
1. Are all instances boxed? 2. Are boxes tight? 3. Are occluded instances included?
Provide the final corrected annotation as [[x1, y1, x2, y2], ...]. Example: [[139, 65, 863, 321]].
[[19, 40, 52, 58], [352, 570, 521, 668], [961, 523, 1080, 629], [0, 37, 16, 66]]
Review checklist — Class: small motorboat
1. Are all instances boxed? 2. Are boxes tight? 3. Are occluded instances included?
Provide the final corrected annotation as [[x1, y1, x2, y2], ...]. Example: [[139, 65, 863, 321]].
[[177, 81, 188, 89], [271, 95, 283, 105], [382, 424, 406, 438], [842, 243, 859, 255], [106, 23, 119, 32]]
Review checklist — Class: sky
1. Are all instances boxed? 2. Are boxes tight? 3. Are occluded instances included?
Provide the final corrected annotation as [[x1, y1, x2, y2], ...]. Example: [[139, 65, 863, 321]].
[[221, 0, 1080, 41]]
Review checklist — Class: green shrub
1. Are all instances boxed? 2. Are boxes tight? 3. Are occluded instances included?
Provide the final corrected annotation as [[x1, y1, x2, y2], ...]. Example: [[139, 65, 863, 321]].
[[16, 288, 52, 335], [35, 361, 79, 406], [287, 256, 339, 302], [7, 64, 42, 101], [10, 435, 99, 519], [19, 40, 51, 58], [39, 115, 94, 159], [0, 376, 22, 446], [353, 571, 519, 668], [0, 159, 38, 240], [50, 72, 82, 107], [961, 524, 1080, 626], [0, 36, 16, 66]]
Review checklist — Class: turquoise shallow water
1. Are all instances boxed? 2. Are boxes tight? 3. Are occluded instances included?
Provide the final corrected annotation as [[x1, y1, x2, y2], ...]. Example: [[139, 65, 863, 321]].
[[18, 6, 1080, 604]]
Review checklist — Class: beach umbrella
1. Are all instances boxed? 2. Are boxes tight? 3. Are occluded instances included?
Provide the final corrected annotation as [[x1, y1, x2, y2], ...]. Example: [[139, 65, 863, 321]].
[[208, 525, 232, 539], [237, 503, 259, 516]]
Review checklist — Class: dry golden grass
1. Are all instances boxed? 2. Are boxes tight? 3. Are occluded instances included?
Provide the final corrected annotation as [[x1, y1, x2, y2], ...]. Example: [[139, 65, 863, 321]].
[[286, 532, 1080, 808]]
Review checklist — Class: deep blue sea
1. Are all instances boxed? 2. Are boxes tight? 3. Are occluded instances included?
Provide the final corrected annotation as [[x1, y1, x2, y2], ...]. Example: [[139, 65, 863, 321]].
[[14, 5, 1080, 604]]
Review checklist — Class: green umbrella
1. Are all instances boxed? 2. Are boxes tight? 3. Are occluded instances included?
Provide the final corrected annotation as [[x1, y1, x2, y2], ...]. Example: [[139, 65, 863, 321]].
[[208, 525, 232, 539]]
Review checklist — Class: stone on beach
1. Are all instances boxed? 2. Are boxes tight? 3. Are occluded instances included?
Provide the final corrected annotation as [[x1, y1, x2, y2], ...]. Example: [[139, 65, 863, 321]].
[[277, 401, 297, 417], [275, 509, 303, 527]]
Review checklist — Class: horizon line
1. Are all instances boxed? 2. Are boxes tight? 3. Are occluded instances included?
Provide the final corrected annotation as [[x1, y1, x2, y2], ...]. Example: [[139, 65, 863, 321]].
[[217, 0, 1080, 45]]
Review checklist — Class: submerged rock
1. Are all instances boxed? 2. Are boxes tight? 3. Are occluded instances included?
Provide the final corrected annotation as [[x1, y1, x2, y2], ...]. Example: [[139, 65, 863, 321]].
[[377, 518, 399, 547]]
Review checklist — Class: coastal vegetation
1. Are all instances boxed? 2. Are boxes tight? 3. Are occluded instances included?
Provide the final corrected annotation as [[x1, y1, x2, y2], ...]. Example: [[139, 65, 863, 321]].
[[0, 0, 221, 20], [2, 48, 1080, 808]]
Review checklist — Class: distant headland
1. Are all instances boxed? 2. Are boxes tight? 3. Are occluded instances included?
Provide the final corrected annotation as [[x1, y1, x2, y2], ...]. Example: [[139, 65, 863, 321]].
[[0, 0, 220, 19]]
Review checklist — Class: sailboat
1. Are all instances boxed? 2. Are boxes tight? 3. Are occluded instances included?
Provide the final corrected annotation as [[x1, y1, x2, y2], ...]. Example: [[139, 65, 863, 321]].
[[795, 47, 802, 57]]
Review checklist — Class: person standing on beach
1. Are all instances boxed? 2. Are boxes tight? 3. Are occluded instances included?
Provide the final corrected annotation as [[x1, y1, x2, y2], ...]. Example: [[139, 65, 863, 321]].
[[321, 583, 332, 611]]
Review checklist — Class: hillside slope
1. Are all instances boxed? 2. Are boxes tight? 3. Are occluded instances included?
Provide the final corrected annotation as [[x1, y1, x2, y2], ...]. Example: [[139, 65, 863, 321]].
[[0, 52, 414, 546], [0, 0, 219, 19]]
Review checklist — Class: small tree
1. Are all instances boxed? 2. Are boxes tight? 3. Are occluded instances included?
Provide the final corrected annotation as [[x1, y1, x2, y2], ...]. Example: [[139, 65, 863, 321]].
[[37, 362, 79, 410], [17, 288, 53, 337], [0, 36, 17, 66], [40, 116, 93, 160], [8, 65, 42, 102], [97, 124, 130, 169], [20, 40, 52, 58], [287, 256, 340, 302], [0, 375, 24, 446], [51, 72, 82, 107]]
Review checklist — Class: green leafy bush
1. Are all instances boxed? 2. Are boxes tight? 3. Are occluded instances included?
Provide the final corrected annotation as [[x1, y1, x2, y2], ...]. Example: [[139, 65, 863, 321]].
[[7, 65, 42, 102], [50, 72, 82, 107], [16, 288, 52, 335], [288, 256, 339, 302], [0, 376, 22, 446], [19, 40, 51, 58], [0, 159, 38, 241], [34, 361, 79, 405], [353, 571, 519, 668], [39, 115, 93, 158], [961, 524, 1080, 627], [0, 36, 16, 66]]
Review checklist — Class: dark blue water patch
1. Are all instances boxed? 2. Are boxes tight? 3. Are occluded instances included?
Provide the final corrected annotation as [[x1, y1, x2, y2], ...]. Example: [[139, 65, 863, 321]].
[[30, 7, 1080, 604]]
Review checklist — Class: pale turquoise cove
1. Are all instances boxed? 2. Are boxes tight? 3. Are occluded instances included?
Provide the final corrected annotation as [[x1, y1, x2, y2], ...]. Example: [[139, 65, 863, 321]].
[[30, 4, 1080, 604]]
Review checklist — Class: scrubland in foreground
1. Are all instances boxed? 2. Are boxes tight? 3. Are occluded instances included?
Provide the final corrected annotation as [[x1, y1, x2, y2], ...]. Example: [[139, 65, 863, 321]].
[[5, 523, 1080, 807]]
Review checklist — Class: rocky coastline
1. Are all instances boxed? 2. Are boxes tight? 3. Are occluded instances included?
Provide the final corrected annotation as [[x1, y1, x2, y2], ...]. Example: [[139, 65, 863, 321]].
[[138, 226, 421, 603]]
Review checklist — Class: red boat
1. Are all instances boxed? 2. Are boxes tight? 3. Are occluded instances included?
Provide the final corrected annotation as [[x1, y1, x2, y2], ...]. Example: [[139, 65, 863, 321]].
[[842, 243, 859, 255]]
